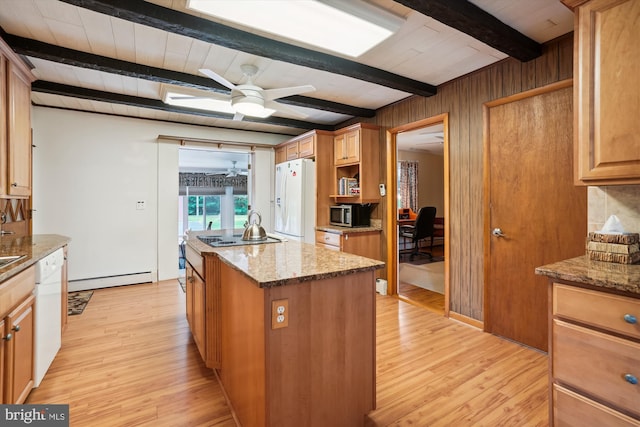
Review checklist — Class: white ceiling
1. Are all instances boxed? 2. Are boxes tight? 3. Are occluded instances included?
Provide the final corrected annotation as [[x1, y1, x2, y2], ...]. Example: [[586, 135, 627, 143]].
[[0, 0, 574, 149]]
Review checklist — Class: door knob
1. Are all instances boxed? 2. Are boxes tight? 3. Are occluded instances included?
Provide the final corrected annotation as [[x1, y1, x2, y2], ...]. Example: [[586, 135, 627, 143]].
[[492, 228, 506, 237]]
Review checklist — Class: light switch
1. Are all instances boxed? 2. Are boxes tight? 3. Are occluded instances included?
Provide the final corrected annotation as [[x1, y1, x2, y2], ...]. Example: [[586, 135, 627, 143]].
[[136, 201, 146, 210]]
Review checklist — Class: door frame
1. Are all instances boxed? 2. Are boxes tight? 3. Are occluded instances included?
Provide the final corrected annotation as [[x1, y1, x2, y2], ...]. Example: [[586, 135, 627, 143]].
[[385, 113, 450, 316]]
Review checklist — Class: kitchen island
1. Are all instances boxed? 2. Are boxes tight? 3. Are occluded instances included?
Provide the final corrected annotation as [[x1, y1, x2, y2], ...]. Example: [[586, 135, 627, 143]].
[[185, 232, 384, 427]]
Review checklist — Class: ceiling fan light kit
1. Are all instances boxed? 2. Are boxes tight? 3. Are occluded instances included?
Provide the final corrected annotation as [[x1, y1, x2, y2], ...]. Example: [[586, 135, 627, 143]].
[[186, 0, 404, 57]]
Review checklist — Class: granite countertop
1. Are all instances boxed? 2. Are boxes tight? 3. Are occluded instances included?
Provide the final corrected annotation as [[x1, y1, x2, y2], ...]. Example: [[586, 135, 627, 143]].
[[535, 255, 640, 295], [186, 232, 384, 288], [315, 225, 382, 234], [0, 234, 71, 282]]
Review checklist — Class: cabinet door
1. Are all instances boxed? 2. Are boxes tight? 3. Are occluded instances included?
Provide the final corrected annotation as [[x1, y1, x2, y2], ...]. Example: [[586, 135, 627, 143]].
[[192, 270, 206, 362], [7, 61, 32, 196], [285, 141, 299, 160], [275, 145, 286, 164], [574, 0, 640, 184], [5, 294, 34, 404], [185, 263, 195, 329], [341, 232, 381, 261], [297, 136, 315, 158], [343, 130, 360, 163]]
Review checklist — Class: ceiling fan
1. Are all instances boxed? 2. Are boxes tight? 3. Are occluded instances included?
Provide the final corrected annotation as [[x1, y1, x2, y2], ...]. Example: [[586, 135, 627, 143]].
[[169, 64, 316, 121], [205, 160, 248, 177]]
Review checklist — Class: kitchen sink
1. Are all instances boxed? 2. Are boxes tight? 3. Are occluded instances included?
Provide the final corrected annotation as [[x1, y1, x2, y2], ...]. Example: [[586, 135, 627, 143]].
[[0, 255, 27, 269]]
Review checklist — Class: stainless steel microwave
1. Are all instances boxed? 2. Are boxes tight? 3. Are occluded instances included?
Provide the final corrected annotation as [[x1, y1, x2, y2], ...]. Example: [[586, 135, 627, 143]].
[[330, 204, 371, 227]]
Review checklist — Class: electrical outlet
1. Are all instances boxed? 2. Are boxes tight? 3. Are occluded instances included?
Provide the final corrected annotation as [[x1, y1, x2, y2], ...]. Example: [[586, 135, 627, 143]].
[[136, 200, 146, 210], [271, 299, 288, 329]]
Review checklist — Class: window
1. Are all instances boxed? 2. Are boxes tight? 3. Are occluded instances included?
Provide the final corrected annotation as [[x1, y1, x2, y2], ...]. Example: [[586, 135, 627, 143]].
[[184, 195, 248, 231]]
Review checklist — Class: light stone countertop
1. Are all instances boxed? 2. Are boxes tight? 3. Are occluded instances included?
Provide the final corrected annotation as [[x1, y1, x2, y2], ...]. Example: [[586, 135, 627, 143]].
[[315, 225, 382, 234], [535, 255, 640, 295], [0, 234, 71, 282], [186, 232, 384, 288]]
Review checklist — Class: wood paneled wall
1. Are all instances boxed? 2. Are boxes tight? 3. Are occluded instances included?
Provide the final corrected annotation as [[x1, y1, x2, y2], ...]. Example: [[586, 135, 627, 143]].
[[348, 35, 573, 321]]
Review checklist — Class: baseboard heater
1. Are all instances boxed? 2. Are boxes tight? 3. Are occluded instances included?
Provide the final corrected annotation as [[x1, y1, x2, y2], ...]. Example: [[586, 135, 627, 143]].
[[69, 272, 153, 292]]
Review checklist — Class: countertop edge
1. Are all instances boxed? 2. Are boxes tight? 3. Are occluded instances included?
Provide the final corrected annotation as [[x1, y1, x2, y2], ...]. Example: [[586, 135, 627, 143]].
[[0, 234, 71, 283], [315, 225, 382, 234], [186, 234, 385, 288], [535, 255, 640, 295]]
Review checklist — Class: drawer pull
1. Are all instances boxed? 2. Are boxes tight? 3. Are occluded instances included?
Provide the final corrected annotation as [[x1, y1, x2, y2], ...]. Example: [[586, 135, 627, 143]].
[[623, 314, 637, 324], [624, 374, 638, 385]]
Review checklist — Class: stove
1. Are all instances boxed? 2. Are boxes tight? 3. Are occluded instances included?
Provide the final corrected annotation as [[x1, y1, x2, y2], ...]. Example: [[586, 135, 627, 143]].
[[197, 234, 282, 248]]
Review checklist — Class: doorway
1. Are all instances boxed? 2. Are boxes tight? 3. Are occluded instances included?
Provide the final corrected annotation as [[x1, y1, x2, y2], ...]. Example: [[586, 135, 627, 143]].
[[177, 148, 252, 271], [386, 114, 450, 316]]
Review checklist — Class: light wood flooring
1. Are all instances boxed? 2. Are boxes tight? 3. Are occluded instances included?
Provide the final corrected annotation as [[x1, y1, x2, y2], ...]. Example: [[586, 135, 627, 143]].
[[399, 244, 446, 313], [27, 280, 549, 426]]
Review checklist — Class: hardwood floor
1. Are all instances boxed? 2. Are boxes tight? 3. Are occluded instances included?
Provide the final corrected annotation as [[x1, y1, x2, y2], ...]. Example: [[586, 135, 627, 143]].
[[27, 280, 548, 426], [399, 244, 446, 313]]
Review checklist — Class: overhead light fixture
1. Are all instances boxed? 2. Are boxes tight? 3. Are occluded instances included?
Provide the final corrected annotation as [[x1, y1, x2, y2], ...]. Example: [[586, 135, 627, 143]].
[[162, 89, 276, 118], [187, 0, 404, 57], [163, 90, 236, 114]]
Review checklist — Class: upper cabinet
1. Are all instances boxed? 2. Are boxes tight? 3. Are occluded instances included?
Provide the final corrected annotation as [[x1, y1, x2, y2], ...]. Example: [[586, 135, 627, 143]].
[[331, 123, 380, 204], [565, 0, 640, 185], [334, 130, 359, 165], [0, 37, 35, 197], [274, 130, 332, 164]]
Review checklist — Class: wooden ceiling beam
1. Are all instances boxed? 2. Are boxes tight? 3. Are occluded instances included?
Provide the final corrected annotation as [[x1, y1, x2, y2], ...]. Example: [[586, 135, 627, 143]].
[[3, 32, 375, 118], [395, 0, 542, 62], [32, 81, 334, 131], [58, 0, 437, 97]]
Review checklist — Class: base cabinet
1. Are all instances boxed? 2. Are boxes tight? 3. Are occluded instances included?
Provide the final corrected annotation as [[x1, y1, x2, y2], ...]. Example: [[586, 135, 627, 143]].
[[315, 230, 381, 262], [184, 245, 220, 369], [549, 283, 640, 426]]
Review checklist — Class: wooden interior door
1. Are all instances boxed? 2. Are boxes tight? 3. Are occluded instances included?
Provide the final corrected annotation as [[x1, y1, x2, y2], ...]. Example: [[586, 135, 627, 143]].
[[484, 81, 587, 351]]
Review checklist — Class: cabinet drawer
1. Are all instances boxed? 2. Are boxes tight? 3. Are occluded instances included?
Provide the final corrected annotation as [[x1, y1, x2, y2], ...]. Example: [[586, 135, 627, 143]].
[[185, 244, 204, 279], [554, 384, 640, 427], [554, 284, 640, 339], [553, 320, 640, 417], [315, 231, 341, 248]]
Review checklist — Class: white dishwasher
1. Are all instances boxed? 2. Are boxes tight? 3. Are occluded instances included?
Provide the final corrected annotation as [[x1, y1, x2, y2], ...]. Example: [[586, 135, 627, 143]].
[[33, 248, 64, 387]]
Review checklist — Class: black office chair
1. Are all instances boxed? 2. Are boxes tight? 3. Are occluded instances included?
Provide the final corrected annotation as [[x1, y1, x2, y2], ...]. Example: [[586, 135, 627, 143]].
[[400, 206, 436, 260]]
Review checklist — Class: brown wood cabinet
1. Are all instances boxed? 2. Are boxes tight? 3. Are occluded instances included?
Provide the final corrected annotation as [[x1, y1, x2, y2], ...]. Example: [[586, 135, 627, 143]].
[[274, 130, 330, 164], [315, 229, 381, 262], [549, 282, 640, 426], [0, 36, 34, 198], [218, 261, 376, 427], [4, 295, 34, 404], [184, 244, 220, 369], [564, 0, 640, 185], [1, 265, 35, 404], [334, 130, 359, 165], [331, 123, 380, 204]]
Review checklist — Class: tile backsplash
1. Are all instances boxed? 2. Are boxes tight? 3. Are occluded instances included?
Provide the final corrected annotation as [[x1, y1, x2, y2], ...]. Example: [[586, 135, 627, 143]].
[[588, 185, 640, 233]]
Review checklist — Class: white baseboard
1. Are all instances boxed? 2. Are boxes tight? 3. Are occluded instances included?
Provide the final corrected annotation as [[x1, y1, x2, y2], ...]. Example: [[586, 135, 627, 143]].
[[68, 272, 153, 292]]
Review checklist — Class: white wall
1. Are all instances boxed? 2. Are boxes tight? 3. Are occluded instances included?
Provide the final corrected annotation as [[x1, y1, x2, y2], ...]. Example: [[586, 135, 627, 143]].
[[32, 107, 287, 289]]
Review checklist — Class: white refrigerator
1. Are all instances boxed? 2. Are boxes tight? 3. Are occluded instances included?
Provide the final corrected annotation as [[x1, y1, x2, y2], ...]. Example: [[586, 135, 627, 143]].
[[274, 159, 316, 244]]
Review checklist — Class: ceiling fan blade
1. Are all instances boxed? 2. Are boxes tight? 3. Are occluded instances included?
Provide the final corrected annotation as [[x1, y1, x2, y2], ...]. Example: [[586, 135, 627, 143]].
[[199, 68, 236, 91], [263, 85, 316, 101], [264, 100, 308, 119]]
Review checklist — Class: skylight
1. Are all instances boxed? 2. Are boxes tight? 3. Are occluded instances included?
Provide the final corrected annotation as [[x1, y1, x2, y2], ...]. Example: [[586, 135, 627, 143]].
[[186, 0, 404, 57]]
